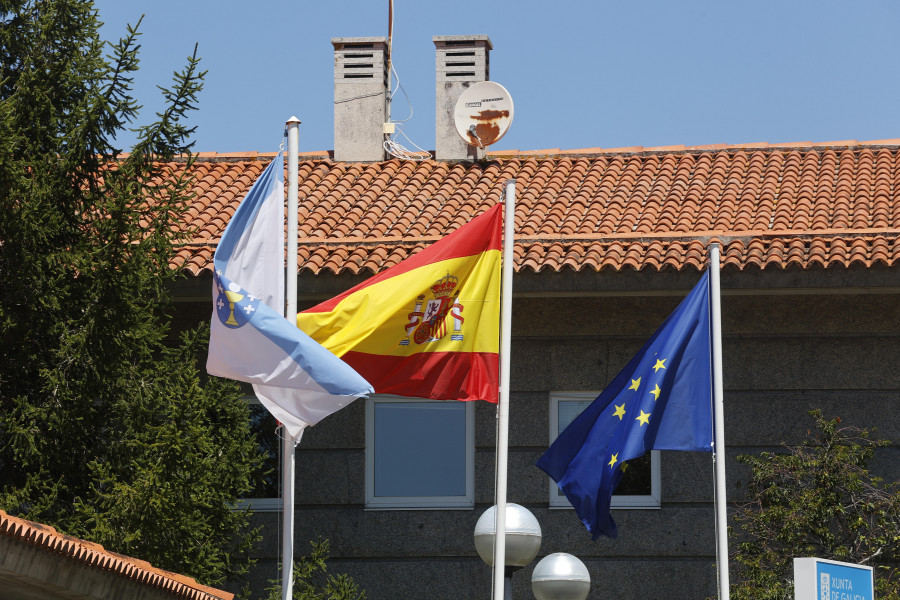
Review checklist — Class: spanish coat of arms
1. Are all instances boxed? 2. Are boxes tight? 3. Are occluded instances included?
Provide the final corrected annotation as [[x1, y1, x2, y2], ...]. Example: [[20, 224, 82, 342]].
[[400, 273, 465, 345]]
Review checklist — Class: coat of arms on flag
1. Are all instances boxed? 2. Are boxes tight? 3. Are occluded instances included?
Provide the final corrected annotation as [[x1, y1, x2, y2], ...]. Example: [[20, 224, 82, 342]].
[[403, 274, 465, 345]]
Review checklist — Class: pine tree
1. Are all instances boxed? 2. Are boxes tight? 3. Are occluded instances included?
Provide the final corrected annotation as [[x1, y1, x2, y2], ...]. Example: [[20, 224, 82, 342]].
[[0, 0, 264, 586]]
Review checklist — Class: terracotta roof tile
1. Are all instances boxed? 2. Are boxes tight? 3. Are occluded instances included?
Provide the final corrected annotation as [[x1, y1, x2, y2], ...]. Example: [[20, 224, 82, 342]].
[[168, 144, 900, 277], [0, 510, 233, 600]]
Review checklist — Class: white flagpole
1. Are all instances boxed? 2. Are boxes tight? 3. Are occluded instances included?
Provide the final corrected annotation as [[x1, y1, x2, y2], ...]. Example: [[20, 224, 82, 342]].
[[710, 244, 730, 600], [492, 179, 515, 600], [280, 428, 300, 600], [281, 116, 302, 600]]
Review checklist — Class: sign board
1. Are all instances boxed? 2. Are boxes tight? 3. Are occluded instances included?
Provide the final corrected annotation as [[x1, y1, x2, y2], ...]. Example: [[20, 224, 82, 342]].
[[795, 557, 874, 600]]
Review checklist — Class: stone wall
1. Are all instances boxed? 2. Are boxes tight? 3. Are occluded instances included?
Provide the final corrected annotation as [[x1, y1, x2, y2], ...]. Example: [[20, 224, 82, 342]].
[[225, 281, 899, 600]]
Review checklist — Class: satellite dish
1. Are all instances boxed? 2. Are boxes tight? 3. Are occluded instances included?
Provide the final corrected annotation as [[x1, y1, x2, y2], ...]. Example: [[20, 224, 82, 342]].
[[453, 81, 514, 148]]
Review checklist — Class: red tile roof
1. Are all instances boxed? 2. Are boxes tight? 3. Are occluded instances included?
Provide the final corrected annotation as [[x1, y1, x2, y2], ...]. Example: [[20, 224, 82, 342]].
[[0, 510, 234, 600], [170, 141, 900, 276]]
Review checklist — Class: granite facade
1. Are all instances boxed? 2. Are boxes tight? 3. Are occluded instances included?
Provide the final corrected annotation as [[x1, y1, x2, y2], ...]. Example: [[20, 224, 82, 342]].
[[174, 266, 900, 600]]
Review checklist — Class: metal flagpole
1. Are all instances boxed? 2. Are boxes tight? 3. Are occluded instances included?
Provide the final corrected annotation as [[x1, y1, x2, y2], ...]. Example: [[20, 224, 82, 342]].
[[281, 116, 302, 600], [710, 244, 730, 600], [280, 428, 300, 600], [492, 179, 516, 600]]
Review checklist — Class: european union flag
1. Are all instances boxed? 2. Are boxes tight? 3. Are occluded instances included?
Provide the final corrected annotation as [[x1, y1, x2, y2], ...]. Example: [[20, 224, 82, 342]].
[[536, 271, 714, 539]]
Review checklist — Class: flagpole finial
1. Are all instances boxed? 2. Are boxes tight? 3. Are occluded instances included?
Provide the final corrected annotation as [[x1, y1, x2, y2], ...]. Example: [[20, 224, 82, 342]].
[[286, 116, 302, 126]]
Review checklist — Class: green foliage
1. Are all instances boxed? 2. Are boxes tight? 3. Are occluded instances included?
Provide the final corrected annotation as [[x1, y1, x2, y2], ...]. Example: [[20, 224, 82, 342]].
[[263, 538, 366, 600], [729, 410, 900, 600], [0, 0, 265, 587]]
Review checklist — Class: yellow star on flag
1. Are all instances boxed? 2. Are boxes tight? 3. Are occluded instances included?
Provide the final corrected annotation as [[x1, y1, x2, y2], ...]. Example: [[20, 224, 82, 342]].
[[608, 453, 618, 468], [628, 377, 641, 391], [653, 358, 666, 372], [636, 410, 651, 426], [612, 403, 626, 420], [650, 384, 661, 401]]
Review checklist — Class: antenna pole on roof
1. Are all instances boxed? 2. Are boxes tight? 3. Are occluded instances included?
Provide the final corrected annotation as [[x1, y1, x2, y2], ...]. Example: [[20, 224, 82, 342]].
[[386, 0, 393, 123], [281, 116, 302, 600], [387, 0, 393, 66]]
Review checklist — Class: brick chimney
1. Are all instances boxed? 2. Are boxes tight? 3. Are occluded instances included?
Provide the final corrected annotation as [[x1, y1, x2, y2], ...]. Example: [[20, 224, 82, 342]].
[[433, 35, 492, 162], [332, 37, 388, 162]]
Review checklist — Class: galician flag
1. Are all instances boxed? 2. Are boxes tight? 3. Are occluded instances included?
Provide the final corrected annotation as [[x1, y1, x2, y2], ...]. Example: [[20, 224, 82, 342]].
[[207, 152, 373, 436], [296, 203, 502, 402]]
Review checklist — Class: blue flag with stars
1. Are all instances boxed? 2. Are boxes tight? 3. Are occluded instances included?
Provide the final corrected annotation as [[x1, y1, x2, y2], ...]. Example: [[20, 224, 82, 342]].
[[536, 271, 713, 539]]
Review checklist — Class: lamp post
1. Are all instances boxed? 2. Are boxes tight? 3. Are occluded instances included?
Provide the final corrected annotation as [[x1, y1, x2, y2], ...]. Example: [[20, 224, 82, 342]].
[[474, 504, 542, 600], [531, 553, 591, 600]]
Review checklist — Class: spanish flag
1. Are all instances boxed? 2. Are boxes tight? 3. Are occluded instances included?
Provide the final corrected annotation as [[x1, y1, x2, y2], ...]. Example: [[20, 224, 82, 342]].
[[297, 203, 502, 402]]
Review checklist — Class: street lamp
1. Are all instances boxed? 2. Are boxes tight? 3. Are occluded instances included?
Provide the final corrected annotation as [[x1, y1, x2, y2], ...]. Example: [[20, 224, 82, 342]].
[[531, 553, 591, 600], [474, 504, 542, 599]]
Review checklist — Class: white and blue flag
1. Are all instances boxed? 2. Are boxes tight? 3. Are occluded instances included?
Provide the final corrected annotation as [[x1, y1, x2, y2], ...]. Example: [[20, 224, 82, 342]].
[[207, 152, 373, 436]]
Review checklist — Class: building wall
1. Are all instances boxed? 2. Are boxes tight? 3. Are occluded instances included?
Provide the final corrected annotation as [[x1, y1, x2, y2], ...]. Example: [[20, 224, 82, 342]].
[[221, 274, 899, 600]]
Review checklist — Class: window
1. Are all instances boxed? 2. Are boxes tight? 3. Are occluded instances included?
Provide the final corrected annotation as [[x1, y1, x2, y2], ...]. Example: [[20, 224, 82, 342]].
[[549, 392, 660, 509], [365, 396, 474, 509], [238, 396, 282, 512]]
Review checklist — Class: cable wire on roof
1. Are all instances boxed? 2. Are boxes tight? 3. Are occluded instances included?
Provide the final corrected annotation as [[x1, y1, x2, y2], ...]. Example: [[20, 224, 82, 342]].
[[382, 0, 428, 161], [384, 122, 430, 161]]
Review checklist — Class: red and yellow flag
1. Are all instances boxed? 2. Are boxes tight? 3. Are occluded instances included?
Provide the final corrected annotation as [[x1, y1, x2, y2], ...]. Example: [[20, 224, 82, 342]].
[[297, 204, 502, 402]]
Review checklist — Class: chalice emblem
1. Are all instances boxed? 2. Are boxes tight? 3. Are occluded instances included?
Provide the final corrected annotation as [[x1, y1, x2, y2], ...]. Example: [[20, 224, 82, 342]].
[[215, 276, 260, 329]]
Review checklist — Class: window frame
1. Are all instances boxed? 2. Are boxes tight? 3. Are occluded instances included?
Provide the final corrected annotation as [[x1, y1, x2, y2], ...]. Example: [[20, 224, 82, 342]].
[[548, 391, 661, 510], [365, 395, 475, 510]]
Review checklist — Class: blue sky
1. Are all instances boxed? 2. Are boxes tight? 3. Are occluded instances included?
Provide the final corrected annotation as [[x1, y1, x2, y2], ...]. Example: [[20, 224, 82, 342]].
[[94, 1, 900, 154]]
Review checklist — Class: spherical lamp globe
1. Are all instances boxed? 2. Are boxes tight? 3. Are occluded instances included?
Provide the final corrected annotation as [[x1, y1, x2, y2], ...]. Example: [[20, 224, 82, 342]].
[[473, 503, 542, 568], [531, 552, 590, 600]]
